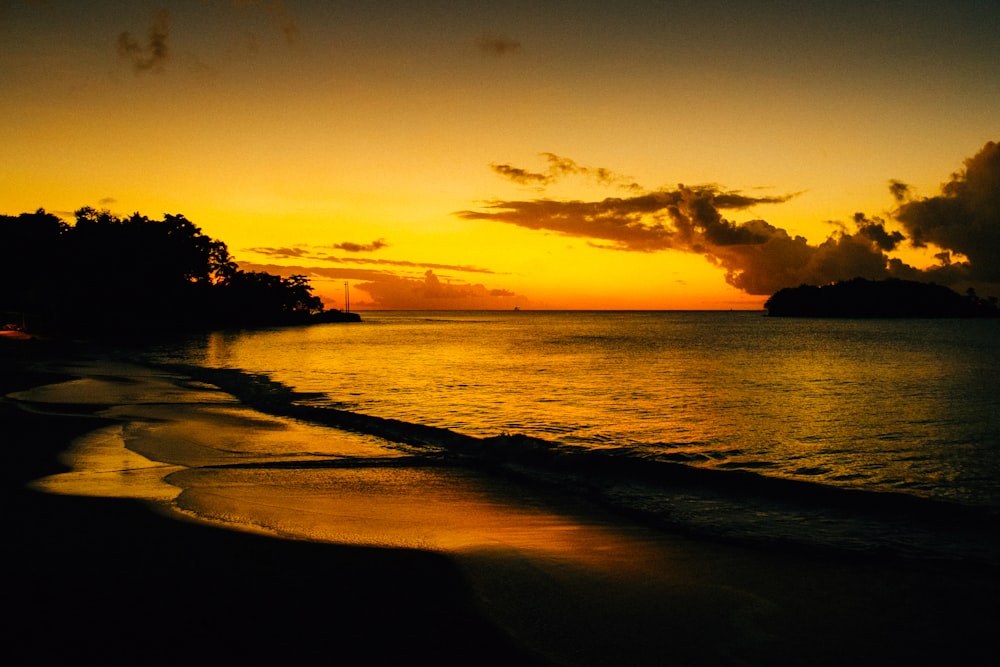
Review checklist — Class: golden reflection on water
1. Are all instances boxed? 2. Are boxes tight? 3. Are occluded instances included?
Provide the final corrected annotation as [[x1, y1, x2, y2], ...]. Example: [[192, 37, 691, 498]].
[[171, 313, 1000, 506], [168, 465, 674, 573], [15, 358, 670, 574], [30, 425, 184, 502]]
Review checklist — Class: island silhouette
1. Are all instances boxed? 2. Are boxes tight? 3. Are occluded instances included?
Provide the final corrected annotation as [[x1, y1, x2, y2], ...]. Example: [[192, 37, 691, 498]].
[[1, 208, 358, 336], [765, 277, 999, 318]]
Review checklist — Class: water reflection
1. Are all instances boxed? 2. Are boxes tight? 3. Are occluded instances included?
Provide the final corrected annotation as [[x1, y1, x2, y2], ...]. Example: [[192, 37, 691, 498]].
[[149, 313, 1000, 505]]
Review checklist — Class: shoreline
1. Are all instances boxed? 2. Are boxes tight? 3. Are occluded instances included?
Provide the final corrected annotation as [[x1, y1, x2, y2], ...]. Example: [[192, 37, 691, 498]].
[[4, 338, 1000, 665], [1, 339, 540, 666]]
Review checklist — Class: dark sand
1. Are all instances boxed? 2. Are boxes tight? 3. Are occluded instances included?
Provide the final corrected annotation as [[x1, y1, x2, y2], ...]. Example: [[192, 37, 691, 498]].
[[4, 336, 999, 666]]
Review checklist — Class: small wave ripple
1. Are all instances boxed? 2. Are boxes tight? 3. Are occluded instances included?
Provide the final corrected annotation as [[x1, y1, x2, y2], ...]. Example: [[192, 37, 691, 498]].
[[157, 362, 1000, 566]]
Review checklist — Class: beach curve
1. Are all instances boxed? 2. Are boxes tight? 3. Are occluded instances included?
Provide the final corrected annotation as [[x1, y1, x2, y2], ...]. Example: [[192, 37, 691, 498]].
[[4, 340, 999, 666]]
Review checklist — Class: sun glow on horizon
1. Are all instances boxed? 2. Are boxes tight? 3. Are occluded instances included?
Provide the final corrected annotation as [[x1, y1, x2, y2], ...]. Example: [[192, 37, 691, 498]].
[[3, 2, 999, 310]]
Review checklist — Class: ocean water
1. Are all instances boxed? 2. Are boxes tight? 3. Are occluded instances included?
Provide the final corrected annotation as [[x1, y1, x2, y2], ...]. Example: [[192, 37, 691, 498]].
[[142, 311, 1000, 562]]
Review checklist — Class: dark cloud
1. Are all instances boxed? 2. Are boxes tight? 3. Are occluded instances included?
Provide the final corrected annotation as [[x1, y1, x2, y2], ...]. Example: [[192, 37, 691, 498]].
[[456, 167, 944, 295], [934, 251, 953, 266], [456, 186, 793, 255], [459, 146, 1000, 296], [331, 238, 388, 253], [476, 34, 521, 56], [711, 225, 900, 295], [246, 246, 311, 259], [895, 141, 1000, 281], [490, 163, 551, 186], [853, 212, 904, 251], [118, 9, 171, 73], [889, 180, 910, 203]]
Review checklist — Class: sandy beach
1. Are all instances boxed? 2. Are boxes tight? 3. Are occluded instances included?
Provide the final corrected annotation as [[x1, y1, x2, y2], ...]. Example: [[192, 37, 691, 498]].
[[4, 337, 999, 666]]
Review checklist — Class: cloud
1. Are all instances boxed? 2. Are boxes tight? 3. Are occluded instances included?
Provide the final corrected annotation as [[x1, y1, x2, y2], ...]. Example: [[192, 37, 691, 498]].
[[894, 141, 1000, 281], [116, 2, 298, 74], [460, 144, 1000, 296], [476, 34, 521, 56], [240, 262, 525, 309], [490, 153, 641, 190], [246, 246, 311, 259], [539, 153, 638, 189], [237, 261, 391, 283], [490, 163, 551, 186], [708, 223, 902, 295], [331, 238, 388, 253], [355, 270, 521, 309], [245, 245, 496, 274], [456, 186, 793, 255], [853, 212, 904, 251], [889, 180, 910, 203], [118, 9, 171, 73]]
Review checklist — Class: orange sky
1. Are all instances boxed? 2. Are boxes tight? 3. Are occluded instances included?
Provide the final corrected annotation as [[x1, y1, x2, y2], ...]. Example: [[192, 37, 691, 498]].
[[2, 1, 999, 309]]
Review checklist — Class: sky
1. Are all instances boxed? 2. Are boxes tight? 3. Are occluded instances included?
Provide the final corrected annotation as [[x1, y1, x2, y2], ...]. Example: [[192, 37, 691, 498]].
[[2, 0, 999, 310]]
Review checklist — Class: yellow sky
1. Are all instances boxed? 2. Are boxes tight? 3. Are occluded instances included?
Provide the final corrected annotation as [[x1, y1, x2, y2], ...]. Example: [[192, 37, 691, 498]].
[[2, 1, 999, 309]]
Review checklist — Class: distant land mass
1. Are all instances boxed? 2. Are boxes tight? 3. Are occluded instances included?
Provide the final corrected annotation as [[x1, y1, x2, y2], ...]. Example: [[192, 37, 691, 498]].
[[765, 278, 1000, 318]]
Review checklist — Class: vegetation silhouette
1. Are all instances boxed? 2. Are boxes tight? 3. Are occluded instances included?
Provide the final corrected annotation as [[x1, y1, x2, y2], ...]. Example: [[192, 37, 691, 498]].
[[0, 207, 358, 335], [765, 277, 1000, 318]]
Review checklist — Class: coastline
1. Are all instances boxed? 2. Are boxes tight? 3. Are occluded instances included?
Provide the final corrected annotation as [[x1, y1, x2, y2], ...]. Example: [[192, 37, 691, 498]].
[[4, 338, 1000, 666], [0, 338, 538, 666]]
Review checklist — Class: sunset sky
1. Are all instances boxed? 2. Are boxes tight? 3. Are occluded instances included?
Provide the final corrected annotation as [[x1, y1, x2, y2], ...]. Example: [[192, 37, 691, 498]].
[[3, 1, 999, 310]]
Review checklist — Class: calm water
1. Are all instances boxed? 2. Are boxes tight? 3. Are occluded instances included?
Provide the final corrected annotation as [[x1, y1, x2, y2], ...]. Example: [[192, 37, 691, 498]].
[[150, 311, 1000, 504], [142, 311, 1000, 560]]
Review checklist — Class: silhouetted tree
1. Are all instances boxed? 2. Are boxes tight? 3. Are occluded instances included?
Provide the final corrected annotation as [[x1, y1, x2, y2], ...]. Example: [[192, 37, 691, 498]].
[[0, 209, 73, 331], [217, 271, 323, 325], [1, 207, 347, 335]]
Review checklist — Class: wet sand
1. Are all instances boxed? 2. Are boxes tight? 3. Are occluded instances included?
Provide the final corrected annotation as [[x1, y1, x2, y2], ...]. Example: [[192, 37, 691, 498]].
[[4, 338, 999, 666], [1, 340, 538, 666]]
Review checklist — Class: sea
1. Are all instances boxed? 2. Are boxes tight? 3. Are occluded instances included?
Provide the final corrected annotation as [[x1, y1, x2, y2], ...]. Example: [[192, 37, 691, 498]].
[[138, 310, 1000, 564]]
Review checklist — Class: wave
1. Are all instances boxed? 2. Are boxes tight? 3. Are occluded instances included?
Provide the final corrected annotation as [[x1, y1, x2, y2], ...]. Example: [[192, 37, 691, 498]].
[[155, 362, 1000, 566]]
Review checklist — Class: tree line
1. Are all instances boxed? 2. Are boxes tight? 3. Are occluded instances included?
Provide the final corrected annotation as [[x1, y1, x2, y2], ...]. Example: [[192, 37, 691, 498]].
[[0, 208, 351, 335]]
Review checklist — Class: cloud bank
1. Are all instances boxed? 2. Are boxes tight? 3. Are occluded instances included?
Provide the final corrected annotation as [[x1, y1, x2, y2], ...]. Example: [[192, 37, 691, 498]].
[[239, 260, 523, 310], [355, 270, 519, 310], [241, 243, 523, 308], [248, 143, 998, 308], [895, 141, 1000, 282], [461, 142, 1000, 296]]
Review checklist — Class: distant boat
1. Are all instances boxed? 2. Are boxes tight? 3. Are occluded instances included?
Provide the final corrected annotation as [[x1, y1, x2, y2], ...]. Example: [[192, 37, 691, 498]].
[[513, 306, 520, 311]]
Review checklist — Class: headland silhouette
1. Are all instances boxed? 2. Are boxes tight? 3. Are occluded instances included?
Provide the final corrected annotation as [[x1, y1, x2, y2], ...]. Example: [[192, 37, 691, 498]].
[[765, 277, 1000, 318], [0, 207, 358, 336]]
